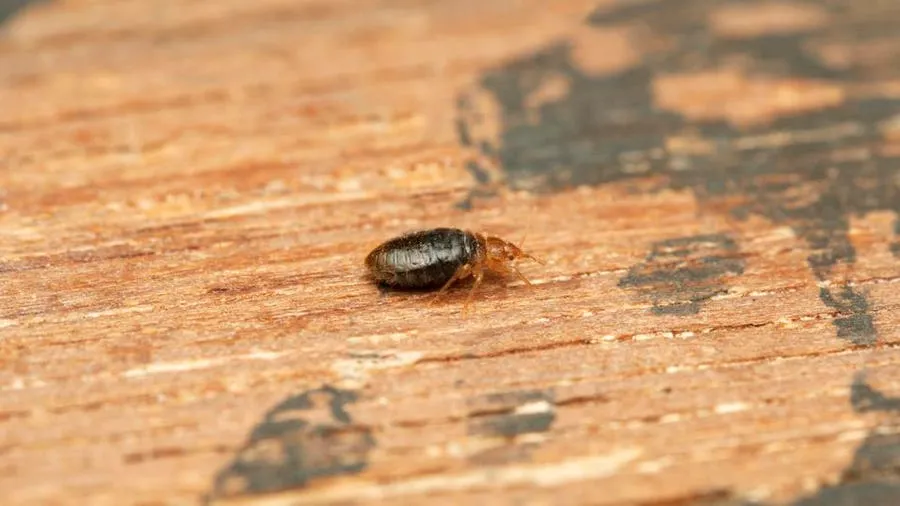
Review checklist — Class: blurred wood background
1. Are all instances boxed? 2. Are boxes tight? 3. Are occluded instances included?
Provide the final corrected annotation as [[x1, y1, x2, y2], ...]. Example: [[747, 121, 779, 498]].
[[2, 0, 899, 505]]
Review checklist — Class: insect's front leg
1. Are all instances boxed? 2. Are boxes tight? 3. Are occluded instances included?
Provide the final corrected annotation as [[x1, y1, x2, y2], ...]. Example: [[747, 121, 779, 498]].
[[429, 264, 473, 306], [461, 267, 484, 315]]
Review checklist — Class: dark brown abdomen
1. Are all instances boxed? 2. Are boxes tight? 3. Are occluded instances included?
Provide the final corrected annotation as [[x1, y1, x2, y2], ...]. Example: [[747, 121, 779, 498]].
[[366, 228, 480, 288]]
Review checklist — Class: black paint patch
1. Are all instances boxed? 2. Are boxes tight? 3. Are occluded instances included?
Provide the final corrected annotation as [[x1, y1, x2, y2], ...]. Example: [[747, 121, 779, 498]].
[[839, 374, 900, 486], [840, 432, 900, 486], [851, 372, 900, 414], [207, 386, 375, 501], [679, 373, 900, 505], [456, 44, 680, 194], [820, 287, 877, 346], [455, 0, 900, 345], [467, 389, 556, 439], [466, 389, 556, 466], [619, 234, 745, 315], [0, 0, 49, 27], [788, 372, 900, 505], [468, 408, 555, 439], [791, 483, 900, 506]]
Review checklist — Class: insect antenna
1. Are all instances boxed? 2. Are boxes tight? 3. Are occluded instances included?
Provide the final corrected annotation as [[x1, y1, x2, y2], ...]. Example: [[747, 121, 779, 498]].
[[516, 210, 545, 265]]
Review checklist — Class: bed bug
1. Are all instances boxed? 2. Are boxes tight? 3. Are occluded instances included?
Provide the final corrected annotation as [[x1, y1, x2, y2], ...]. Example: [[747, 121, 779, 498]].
[[365, 227, 543, 310]]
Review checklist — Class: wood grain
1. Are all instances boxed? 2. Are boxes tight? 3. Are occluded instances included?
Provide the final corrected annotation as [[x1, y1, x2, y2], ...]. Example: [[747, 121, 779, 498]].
[[2, 1, 899, 505]]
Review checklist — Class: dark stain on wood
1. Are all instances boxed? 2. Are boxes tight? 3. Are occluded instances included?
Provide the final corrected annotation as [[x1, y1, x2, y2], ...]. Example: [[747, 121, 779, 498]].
[[455, 0, 900, 346], [820, 287, 877, 346], [207, 385, 375, 502], [851, 372, 900, 414], [450, 3, 900, 500], [789, 371, 900, 505], [466, 389, 555, 464], [467, 389, 556, 439], [0, 0, 49, 28], [639, 372, 900, 505], [618, 234, 746, 315]]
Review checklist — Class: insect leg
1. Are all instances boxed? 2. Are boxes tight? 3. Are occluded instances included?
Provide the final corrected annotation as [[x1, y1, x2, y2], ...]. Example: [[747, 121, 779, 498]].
[[461, 269, 484, 315], [429, 264, 472, 306], [510, 264, 534, 287]]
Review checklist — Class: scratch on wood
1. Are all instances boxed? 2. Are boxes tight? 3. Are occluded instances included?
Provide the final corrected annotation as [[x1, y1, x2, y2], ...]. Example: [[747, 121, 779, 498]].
[[123, 350, 290, 378], [213, 448, 643, 505]]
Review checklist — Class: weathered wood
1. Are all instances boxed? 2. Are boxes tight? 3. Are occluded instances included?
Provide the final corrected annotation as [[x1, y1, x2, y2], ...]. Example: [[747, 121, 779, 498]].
[[1, 1, 899, 505]]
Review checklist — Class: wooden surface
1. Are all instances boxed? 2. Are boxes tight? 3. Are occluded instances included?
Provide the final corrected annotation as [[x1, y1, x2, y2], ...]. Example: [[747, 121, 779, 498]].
[[2, 1, 900, 505]]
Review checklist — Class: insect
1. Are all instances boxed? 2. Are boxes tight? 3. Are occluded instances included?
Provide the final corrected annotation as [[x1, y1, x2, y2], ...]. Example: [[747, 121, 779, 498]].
[[365, 227, 543, 309]]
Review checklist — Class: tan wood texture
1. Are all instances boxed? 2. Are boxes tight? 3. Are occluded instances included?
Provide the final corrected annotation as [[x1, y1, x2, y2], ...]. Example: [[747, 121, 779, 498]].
[[2, 1, 899, 505]]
